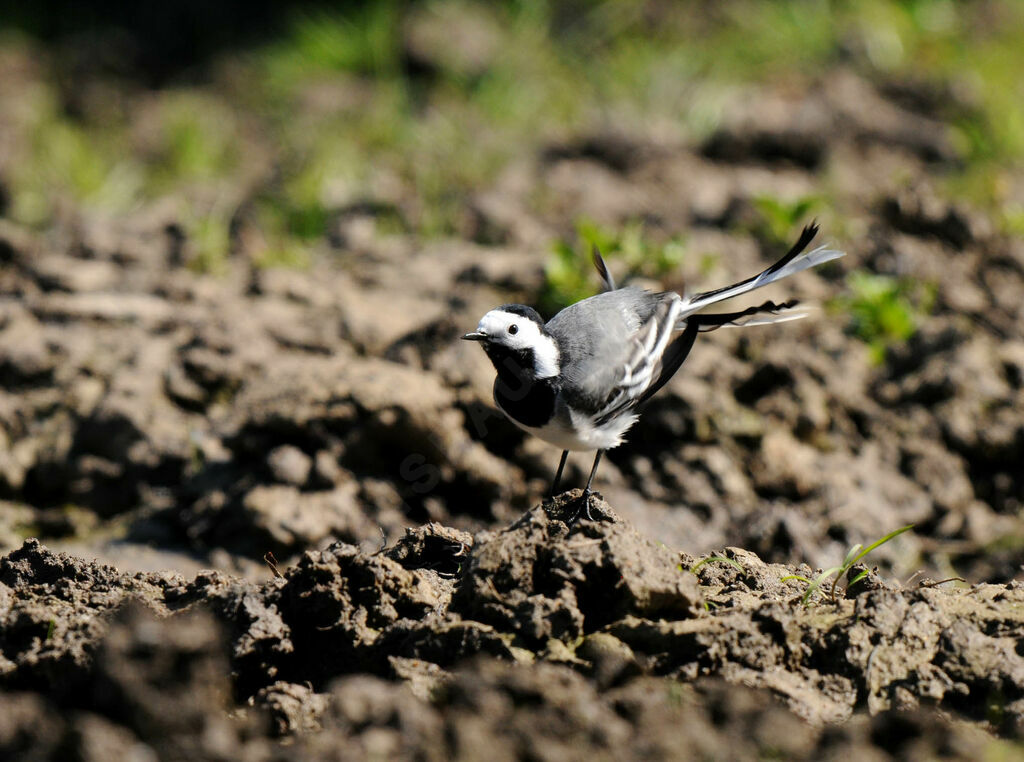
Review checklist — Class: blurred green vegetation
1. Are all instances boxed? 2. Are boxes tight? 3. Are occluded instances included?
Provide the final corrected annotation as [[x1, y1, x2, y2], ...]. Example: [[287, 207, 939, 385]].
[[1, 0, 1023, 273], [839, 271, 936, 363], [752, 194, 825, 246], [540, 218, 687, 314]]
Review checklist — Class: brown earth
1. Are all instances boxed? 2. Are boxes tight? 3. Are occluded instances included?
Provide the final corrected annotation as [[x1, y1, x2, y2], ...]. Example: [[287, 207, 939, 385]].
[[2, 497, 1023, 760], [2, 47, 1024, 760]]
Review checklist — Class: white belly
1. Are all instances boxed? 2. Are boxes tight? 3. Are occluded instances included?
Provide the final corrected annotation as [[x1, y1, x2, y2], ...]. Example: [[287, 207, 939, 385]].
[[497, 400, 638, 452]]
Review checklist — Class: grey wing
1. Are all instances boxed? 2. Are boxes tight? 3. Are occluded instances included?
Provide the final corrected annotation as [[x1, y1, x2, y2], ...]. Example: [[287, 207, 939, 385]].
[[547, 289, 682, 423]]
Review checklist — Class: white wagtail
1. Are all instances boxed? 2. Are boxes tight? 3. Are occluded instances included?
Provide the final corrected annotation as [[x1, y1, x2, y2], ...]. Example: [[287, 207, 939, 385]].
[[463, 223, 844, 519]]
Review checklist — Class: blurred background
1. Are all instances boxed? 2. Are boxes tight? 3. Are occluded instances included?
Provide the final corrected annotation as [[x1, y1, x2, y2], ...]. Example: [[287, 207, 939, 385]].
[[3, 0, 1022, 249], [1, 1, 1023, 583]]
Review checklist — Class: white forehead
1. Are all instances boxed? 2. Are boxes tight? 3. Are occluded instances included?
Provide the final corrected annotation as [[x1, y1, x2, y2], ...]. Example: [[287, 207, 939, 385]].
[[477, 309, 542, 339]]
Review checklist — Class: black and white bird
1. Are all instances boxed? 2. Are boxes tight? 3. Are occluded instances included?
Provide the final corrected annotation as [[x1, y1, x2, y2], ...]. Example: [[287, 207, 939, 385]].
[[463, 223, 844, 519]]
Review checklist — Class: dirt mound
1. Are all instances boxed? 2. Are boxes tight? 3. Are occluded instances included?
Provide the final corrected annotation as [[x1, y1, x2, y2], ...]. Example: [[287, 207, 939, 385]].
[[2, 500, 1022, 757], [450, 496, 702, 647]]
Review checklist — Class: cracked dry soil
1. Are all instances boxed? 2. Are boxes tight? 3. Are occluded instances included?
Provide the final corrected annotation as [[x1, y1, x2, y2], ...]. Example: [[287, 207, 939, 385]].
[[2, 495, 1023, 760]]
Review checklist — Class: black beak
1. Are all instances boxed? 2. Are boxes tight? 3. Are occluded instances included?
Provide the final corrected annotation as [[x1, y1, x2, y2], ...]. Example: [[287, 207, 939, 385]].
[[461, 332, 487, 341]]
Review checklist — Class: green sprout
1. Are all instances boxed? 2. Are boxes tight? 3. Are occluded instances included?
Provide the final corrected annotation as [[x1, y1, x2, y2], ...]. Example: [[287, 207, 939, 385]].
[[688, 555, 744, 575], [185, 211, 232, 275], [752, 194, 823, 245], [261, 2, 403, 91], [150, 94, 241, 189], [999, 204, 1024, 237], [539, 219, 686, 314], [782, 524, 914, 605], [841, 272, 935, 364], [254, 240, 312, 270], [9, 91, 141, 226]]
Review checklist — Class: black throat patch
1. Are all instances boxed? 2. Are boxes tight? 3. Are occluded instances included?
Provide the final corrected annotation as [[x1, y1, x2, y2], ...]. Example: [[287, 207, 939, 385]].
[[487, 348, 558, 428]]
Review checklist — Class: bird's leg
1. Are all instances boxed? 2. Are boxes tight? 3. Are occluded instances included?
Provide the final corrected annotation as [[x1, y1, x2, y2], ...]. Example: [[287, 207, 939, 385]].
[[577, 449, 604, 522], [550, 450, 569, 497]]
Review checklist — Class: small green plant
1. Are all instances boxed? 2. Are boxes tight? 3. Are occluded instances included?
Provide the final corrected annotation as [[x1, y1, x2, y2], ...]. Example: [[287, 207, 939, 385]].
[[999, 204, 1024, 237], [9, 92, 142, 226], [539, 219, 686, 314], [752, 194, 823, 245], [782, 524, 914, 605], [254, 239, 312, 270], [186, 211, 232, 274], [261, 2, 403, 89], [841, 272, 935, 364], [688, 555, 744, 575], [150, 93, 241, 189]]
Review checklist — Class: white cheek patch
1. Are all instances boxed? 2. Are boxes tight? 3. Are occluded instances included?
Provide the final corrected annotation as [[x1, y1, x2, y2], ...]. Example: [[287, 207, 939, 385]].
[[478, 310, 560, 379], [531, 334, 560, 379]]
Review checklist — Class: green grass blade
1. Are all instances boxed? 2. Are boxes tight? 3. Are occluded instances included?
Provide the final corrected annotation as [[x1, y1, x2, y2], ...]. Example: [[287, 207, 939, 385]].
[[690, 556, 744, 575], [849, 525, 914, 567], [780, 574, 813, 584], [841, 543, 863, 570], [802, 566, 843, 605], [847, 569, 871, 589]]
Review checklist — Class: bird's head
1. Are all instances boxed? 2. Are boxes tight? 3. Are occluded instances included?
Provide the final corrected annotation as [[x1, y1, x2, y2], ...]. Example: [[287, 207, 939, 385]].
[[462, 305, 559, 380]]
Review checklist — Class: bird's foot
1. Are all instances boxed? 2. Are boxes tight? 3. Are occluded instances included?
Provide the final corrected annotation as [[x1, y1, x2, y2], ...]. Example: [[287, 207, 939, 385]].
[[569, 488, 608, 524]]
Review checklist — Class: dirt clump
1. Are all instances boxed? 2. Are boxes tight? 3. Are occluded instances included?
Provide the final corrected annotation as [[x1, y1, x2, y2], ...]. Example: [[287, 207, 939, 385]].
[[3, 499, 1024, 757], [450, 493, 703, 648]]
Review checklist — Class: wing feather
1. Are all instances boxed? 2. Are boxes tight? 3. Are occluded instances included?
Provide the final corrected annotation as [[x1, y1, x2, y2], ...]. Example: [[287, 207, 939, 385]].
[[592, 296, 682, 425]]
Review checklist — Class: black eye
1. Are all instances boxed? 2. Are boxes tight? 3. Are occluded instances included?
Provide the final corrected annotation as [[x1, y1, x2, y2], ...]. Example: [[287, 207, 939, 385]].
[[508, 324, 519, 335]]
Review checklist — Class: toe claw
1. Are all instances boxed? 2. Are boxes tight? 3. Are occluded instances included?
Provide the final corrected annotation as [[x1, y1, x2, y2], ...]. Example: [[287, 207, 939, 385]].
[[568, 489, 598, 523]]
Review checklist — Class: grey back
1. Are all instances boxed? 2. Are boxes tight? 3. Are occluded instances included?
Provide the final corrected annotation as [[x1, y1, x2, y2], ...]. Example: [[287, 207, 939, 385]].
[[545, 288, 670, 413]]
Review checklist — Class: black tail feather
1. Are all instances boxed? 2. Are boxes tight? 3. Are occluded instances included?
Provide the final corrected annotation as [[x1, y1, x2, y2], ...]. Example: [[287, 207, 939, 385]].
[[693, 299, 800, 331], [690, 222, 819, 304], [592, 245, 616, 292], [765, 221, 819, 276], [638, 298, 802, 405]]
